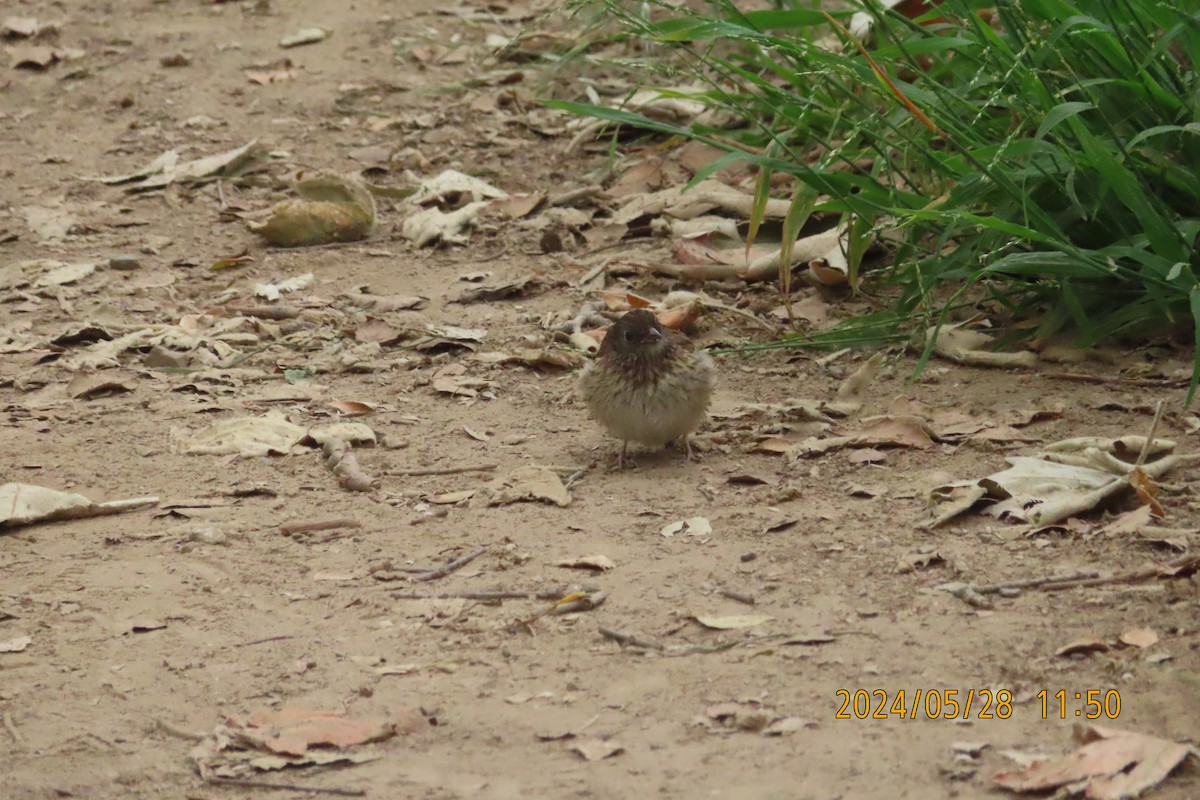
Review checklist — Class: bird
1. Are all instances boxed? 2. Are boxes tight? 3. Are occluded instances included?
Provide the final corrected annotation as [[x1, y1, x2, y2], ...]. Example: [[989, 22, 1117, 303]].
[[578, 308, 716, 468]]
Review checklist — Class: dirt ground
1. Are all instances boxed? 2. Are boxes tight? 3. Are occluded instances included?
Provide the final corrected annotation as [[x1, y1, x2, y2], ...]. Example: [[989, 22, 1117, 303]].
[[2, 1, 1199, 799]]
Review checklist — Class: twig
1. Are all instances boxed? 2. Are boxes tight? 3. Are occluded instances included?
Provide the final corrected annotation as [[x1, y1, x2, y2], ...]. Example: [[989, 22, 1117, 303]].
[[599, 626, 664, 651], [206, 777, 365, 796], [1134, 400, 1166, 468], [279, 517, 362, 536], [234, 635, 296, 648], [1039, 371, 1188, 388], [1044, 553, 1200, 591], [3, 711, 22, 744], [548, 185, 605, 207], [389, 590, 567, 601], [389, 463, 497, 477], [574, 260, 609, 288], [719, 589, 756, 606], [968, 554, 1200, 597], [414, 546, 489, 582], [563, 467, 587, 490], [973, 570, 1102, 595]]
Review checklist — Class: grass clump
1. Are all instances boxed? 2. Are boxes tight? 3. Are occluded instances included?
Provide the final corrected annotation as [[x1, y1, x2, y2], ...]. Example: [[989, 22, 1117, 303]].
[[551, 0, 1200, 396]]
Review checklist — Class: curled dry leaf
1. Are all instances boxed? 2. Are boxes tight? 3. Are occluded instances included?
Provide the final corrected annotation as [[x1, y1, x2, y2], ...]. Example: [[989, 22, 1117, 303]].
[[1118, 627, 1158, 649], [661, 516, 712, 537], [279, 28, 329, 48], [553, 555, 615, 572], [928, 321, 1039, 369], [1056, 638, 1109, 657], [570, 737, 624, 761], [250, 173, 376, 248], [481, 466, 571, 507], [67, 371, 136, 400], [329, 400, 375, 417], [0, 483, 159, 528], [402, 202, 489, 247], [92, 140, 265, 192], [993, 724, 1195, 800], [0, 635, 32, 652], [171, 412, 306, 457]]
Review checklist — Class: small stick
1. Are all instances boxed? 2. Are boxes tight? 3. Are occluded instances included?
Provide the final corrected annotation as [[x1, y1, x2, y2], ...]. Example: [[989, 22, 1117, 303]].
[[973, 570, 1101, 595], [235, 635, 296, 648], [1044, 553, 1200, 591], [230, 305, 303, 321], [390, 590, 567, 601], [548, 185, 605, 207], [599, 626, 664, 651], [389, 463, 497, 477], [574, 260, 609, 288], [3, 711, 22, 744], [414, 546, 489, 582], [719, 589, 756, 606], [1039, 371, 1187, 389], [1134, 400, 1166, 468], [206, 777, 365, 796], [279, 517, 361, 536]]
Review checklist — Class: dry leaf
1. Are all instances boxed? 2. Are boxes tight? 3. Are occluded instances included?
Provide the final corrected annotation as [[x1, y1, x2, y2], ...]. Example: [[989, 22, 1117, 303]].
[[171, 413, 306, 457], [1056, 638, 1109, 657], [661, 516, 712, 537], [329, 400, 375, 416], [570, 737, 624, 761], [993, 724, 1194, 799], [0, 483, 159, 529], [279, 28, 329, 48], [250, 173, 376, 247], [0, 635, 32, 652], [482, 466, 571, 507], [553, 555, 615, 571], [67, 372, 135, 400], [229, 707, 406, 757], [694, 614, 773, 630], [1119, 627, 1158, 649]]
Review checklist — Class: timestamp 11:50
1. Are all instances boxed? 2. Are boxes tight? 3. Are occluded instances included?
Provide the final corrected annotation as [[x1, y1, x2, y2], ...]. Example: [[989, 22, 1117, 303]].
[[1038, 689, 1122, 719]]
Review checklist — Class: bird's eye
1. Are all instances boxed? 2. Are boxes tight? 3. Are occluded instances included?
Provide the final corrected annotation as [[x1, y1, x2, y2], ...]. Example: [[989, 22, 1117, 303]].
[[624, 330, 637, 342]]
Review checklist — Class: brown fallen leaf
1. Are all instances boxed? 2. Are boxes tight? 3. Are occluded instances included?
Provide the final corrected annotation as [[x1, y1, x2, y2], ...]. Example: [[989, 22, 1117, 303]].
[[67, 372, 135, 400], [570, 737, 624, 761], [553, 555, 615, 572], [228, 707, 418, 757], [328, 400, 375, 417], [1055, 638, 1109, 657], [993, 724, 1195, 800], [1118, 627, 1158, 649], [354, 317, 404, 345]]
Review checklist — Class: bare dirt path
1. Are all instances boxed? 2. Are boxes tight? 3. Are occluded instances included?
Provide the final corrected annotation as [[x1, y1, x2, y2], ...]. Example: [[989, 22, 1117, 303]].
[[2, 2, 1197, 799]]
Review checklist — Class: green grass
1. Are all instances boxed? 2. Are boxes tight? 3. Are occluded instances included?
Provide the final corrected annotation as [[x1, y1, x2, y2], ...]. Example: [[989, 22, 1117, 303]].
[[550, 0, 1200, 399]]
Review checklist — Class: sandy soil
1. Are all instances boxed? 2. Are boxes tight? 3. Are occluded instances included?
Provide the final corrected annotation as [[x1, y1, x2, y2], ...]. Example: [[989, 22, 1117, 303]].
[[2, 1, 1198, 799]]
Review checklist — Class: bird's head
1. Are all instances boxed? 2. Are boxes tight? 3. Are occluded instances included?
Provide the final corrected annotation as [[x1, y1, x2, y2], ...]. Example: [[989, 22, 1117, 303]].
[[603, 309, 668, 357]]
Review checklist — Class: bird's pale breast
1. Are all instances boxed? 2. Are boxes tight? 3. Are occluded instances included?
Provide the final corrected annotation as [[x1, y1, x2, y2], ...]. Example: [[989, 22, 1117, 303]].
[[580, 350, 715, 447]]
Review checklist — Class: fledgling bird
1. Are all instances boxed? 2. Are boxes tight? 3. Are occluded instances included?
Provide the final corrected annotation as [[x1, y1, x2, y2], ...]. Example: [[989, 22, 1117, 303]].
[[578, 308, 716, 468]]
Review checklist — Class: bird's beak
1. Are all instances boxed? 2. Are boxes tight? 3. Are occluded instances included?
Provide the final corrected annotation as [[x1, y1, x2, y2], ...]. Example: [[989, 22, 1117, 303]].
[[640, 328, 664, 344]]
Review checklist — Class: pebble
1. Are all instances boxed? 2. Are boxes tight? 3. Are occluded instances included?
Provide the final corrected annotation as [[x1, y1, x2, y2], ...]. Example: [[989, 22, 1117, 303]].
[[108, 254, 141, 271]]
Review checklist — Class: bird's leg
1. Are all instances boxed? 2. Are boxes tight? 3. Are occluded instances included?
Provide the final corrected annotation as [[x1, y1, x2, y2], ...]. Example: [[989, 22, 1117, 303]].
[[618, 440, 629, 470], [683, 435, 701, 462]]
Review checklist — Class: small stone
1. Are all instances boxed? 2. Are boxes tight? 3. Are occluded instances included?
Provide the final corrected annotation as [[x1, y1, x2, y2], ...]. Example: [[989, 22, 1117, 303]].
[[740, 551, 758, 563], [108, 254, 141, 271], [160, 53, 190, 67]]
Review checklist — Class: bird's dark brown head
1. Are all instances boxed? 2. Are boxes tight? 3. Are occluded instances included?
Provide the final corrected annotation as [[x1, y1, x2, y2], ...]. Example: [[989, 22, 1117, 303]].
[[600, 309, 668, 358]]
